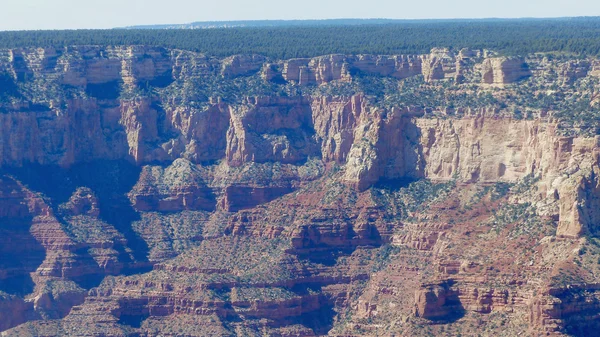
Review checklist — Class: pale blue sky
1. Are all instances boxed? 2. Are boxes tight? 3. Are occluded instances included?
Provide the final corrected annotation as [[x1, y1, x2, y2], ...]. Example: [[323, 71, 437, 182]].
[[1, 0, 599, 31]]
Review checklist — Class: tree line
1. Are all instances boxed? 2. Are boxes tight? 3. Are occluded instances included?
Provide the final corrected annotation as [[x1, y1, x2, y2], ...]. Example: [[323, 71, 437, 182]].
[[0, 18, 600, 59]]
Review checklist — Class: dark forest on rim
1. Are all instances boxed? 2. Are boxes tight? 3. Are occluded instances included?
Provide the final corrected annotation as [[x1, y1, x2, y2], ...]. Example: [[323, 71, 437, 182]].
[[1, 17, 600, 58]]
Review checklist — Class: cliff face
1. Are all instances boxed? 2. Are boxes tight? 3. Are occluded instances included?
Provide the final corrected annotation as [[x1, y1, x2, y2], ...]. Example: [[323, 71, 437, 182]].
[[0, 47, 534, 171], [274, 48, 477, 85], [481, 57, 532, 84], [0, 46, 599, 336]]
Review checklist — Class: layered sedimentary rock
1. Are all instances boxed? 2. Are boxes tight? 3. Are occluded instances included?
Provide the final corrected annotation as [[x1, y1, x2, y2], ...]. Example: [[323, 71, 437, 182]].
[[1, 46, 600, 336], [346, 113, 600, 238], [265, 48, 486, 85], [530, 283, 600, 335]]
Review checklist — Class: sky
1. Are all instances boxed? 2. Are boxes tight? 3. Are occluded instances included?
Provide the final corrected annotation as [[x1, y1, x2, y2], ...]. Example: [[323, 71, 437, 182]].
[[0, 0, 599, 31]]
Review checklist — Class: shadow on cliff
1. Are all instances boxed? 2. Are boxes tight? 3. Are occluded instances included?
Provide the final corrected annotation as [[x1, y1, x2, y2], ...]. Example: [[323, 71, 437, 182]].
[[6, 161, 151, 278], [375, 118, 427, 191], [0, 219, 43, 296], [562, 295, 600, 337], [0, 175, 47, 296], [374, 177, 420, 191], [417, 280, 466, 324], [300, 303, 336, 335], [0, 73, 23, 104], [428, 304, 466, 324], [85, 81, 122, 100], [299, 249, 353, 267], [565, 325, 599, 337], [290, 285, 336, 334]]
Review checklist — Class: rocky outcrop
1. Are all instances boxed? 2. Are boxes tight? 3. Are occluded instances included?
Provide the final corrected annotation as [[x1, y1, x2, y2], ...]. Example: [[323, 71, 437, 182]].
[[60, 187, 100, 217], [0, 176, 48, 279], [558, 60, 591, 84], [481, 56, 531, 84], [311, 95, 366, 163], [415, 277, 527, 323], [0, 97, 232, 169], [290, 220, 383, 253], [163, 103, 231, 163], [31, 280, 87, 320], [421, 48, 457, 82], [269, 49, 465, 85], [590, 60, 600, 77], [414, 281, 461, 320], [280, 55, 351, 85], [221, 55, 266, 78], [530, 284, 600, 336], [415, 118, 599, 238], [343, 106, 423, 191], [129, 159, 216, 212], [556, 166, 600, 238], [226, 96, 318, 166], [421, 56, 445, 82], [349, 54, 422, 79], [0, 49, 546, 176], [0, 46, 173, 90], [0, 294, 32, 332]]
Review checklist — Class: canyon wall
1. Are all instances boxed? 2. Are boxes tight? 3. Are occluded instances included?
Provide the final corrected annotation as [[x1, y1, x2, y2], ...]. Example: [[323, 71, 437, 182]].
[[0, 46, 599, 336]]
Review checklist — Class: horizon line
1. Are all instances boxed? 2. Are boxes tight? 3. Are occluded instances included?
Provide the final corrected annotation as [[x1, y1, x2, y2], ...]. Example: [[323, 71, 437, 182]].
[[1, 16, 600, 32], [123, 16, 600, 27]]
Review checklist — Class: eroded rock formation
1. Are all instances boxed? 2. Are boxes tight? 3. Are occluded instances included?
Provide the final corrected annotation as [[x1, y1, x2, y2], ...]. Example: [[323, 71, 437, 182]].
[[481, 56, 532, 84], [0, 46, 599, 336]]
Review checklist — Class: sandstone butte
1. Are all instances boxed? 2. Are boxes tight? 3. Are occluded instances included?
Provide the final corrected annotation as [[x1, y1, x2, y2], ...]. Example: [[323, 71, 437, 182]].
[[0, 46, 599, 336]]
